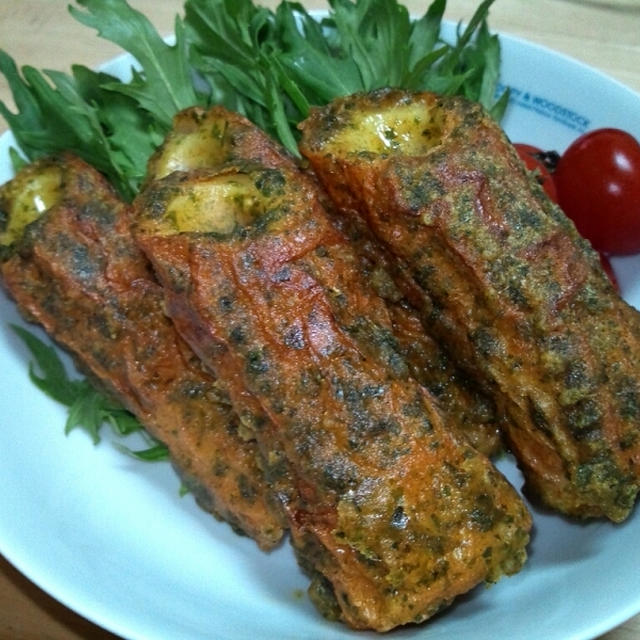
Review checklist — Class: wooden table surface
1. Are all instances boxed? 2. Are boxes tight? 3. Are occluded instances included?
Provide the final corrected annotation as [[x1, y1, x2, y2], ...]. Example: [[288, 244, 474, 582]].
[[1, 1, 639, 638]]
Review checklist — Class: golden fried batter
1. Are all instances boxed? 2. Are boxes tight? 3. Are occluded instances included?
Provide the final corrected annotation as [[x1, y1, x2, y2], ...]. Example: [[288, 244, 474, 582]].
[[299, 88, 640, 522], [146, 105, 504, 456], [133, 158, 531, 631], [0, 154, 284, 549], [329, 206, 504, 456]]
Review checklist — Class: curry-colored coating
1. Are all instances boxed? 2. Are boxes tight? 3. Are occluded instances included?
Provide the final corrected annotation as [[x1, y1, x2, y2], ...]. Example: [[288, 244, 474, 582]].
[[299, 88, 640, 522], [0, 154, 285, 550], [133, 161, 531, 632], [146, 105, 504, 456], [328, 206, 504, 456]]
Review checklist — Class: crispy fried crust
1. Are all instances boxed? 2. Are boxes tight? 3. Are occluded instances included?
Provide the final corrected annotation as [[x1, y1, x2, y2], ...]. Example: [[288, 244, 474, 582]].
[[299, 88, 640, 522], [329, 205, 504, 456], [133, 160, 531, 632], [144, 105, 300, 186], [147, 105, 504, 455], [0, 154, 285, 549]]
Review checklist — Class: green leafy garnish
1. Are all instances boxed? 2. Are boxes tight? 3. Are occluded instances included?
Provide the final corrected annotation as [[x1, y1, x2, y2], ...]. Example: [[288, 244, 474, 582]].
[[65, 387, 140, 445], [11, 323, 86, 407], [69, 0, 203, 128], [1, 0, 506, 466], [11, 324, 169, 460], [120, 442, 174, 462], [0, 54, 162, 200], [0, 0, 506, 197], [185, 0, 506, 153]]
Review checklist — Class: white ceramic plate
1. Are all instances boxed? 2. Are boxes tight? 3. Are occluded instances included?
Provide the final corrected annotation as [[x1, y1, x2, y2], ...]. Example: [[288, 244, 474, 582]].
[[1, 22, 640, 640]]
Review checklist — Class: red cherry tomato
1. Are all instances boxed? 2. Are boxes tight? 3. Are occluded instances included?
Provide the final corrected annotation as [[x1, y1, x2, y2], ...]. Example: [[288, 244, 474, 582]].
[[553, 128, 640, 255], [513, 143, 558, 203]]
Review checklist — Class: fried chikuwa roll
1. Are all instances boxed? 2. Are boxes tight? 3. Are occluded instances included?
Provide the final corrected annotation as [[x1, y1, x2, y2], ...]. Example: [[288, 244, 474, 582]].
[[299, 88, 640, 522], [133, 147, 531, 630], [0, 154, 285, 549], [145, 105, 504, 456]]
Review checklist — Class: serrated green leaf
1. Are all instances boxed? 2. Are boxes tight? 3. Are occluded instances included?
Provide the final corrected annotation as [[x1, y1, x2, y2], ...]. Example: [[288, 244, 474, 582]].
[[11, 324, 84, 406], [0, 50, 43, 133], [12, 325, 149, 449], [119, 442, 170, 462], [404, 46, 448, 90], [476, 29, 502, 110], [70, 65, 164, 195], [408, 0, 445, 68], [3, 0, 509, 192], [263, 66, 300, 154], [104, 408, 145, 437], [69, 0, 200, 127], [489, 86, 511, 121], [65, 385, 114, 444], [8, 147, 27, 173], [268, 54, 310, 120], [0, 58, 142, 199]]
